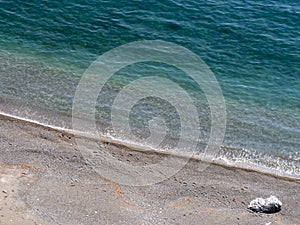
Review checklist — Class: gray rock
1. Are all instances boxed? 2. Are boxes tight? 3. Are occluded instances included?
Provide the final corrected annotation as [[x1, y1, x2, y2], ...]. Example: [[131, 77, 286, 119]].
[[248, 196, 282, 213]]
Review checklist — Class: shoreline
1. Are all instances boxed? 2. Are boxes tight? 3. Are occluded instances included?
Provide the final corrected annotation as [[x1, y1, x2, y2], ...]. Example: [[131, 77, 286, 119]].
[[0, 112, 299, 182], [1, 112, 300, 224]]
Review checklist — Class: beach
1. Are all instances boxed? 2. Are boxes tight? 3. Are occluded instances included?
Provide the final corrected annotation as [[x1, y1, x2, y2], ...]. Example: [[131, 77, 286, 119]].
[[1, 0, 299, 224], [0, 114, 299, 225]]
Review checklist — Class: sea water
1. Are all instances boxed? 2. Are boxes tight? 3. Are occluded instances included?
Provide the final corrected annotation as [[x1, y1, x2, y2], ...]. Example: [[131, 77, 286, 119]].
[[0, 0, 299, 177]]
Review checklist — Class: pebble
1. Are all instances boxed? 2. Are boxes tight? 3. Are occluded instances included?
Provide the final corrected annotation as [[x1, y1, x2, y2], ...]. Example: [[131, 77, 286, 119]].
[[248, 196, 282, 213]]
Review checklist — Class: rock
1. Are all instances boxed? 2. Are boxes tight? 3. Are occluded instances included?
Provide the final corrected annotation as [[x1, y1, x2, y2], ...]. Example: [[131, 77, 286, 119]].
[[248, 196, 282, 213]]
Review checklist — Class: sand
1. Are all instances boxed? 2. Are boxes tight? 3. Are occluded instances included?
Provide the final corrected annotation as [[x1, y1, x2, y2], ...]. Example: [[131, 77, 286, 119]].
[[0, 114, 299, 225]]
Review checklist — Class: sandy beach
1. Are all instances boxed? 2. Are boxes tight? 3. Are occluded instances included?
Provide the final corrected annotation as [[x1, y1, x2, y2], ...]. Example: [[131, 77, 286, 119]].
[[0, 114, 299, 225]]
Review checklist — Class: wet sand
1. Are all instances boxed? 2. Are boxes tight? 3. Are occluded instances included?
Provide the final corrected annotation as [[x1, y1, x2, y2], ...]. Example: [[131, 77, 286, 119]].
[[0, 114, 299, 225]]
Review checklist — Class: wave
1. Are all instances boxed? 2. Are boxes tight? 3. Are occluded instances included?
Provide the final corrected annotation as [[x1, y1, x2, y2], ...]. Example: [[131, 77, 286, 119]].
[[0, 98, 299, 181]]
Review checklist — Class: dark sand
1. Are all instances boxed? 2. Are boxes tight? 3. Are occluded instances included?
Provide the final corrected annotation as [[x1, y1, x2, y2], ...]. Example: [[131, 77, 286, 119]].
[[0, 114, 299, 225]]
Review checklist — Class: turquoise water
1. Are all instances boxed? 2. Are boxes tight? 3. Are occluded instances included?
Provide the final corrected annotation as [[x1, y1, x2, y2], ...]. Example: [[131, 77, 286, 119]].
[[0, 0, 299, 176]]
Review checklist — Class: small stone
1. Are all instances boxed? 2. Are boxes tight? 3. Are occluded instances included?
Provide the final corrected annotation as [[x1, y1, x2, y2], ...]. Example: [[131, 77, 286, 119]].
[[2, 190, 7, 194], [248, 196, 282, 213]]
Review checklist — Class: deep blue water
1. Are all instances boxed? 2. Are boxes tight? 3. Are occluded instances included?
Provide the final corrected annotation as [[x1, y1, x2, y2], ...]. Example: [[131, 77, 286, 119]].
[[0, 0, 299, 176]]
